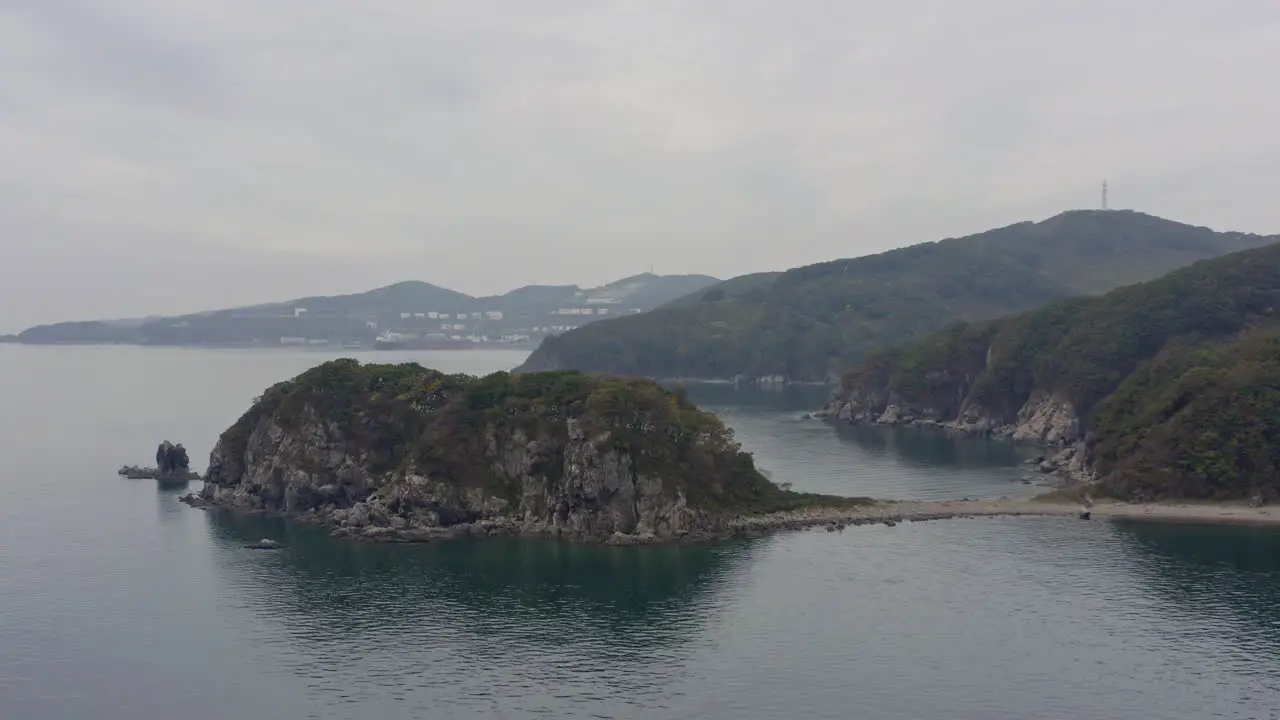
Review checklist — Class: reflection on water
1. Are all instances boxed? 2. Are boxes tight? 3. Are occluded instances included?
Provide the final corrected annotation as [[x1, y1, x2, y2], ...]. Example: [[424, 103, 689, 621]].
[[196, 509, 1280, 720], [1115, 520, 1280, 573], [206, 510, 756, 623], [682, 383, 1041, 500], [834, 423, 1033, 470], [202, 510, 768, 717], [1111, 522, 1280, 654], [674, 381, 833, 412]]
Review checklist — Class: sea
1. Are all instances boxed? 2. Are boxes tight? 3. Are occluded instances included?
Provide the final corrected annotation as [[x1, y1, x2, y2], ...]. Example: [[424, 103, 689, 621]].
[[1, 345, 1277, 720]]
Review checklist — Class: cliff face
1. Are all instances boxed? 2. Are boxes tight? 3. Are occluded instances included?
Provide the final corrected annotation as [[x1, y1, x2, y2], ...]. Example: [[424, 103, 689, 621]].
[[202, 412, 705, 540], [830, 376, 1094, 485], [197, 361, 789, 542], [827, 243, 1280, 501]]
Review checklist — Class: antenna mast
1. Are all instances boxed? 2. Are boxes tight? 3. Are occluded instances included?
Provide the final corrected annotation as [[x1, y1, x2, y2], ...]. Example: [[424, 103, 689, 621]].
[[1101, 180, 1109, 210]]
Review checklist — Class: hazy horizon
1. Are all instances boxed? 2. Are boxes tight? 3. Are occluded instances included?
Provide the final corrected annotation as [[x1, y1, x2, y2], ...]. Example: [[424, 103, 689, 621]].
[[3, 1, 1279, 331], [3, 265, 725, 330]]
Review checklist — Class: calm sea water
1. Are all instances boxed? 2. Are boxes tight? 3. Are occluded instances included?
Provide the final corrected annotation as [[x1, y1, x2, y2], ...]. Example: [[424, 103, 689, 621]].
[[1, 345, 1278, 720]]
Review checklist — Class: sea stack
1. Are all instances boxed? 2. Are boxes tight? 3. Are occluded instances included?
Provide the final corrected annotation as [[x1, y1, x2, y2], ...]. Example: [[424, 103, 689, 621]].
[[118, 441, 200, 481]]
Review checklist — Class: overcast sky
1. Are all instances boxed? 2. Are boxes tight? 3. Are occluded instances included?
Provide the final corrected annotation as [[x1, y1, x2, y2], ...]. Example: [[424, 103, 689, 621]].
[[2, 0, 1278, 331]]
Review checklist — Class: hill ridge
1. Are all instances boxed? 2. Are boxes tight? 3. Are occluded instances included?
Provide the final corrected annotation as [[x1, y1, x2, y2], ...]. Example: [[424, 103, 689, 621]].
[[517, 210, 1278, 381], [15, 273, 720, 348]]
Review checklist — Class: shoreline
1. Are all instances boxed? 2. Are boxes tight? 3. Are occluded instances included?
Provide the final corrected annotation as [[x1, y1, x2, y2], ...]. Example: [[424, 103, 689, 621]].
[[730, 498, 1280, 533], [818, 413, 1099, 487], [183, 494, 1280, 546]]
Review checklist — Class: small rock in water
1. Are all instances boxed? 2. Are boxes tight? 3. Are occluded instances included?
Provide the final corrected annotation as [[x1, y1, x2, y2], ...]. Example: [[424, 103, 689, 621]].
[[179, 493, 207, 508], [243, 538, 285, 550]]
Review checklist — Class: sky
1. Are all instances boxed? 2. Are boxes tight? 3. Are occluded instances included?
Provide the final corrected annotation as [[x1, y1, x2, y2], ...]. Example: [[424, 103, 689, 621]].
[[2, 0, 1279, 331]]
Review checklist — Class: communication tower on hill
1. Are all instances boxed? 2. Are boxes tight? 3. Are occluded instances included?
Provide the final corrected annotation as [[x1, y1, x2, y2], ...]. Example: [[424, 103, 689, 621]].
[[1101, 180, 1109, 210]]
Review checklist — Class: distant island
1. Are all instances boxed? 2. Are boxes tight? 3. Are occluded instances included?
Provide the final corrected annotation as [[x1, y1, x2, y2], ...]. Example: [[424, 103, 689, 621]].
[[827, 241, 1280, 504], [10, 272, 718, 350], [188, 360, 858, 542], [517, 211, 1279, 382]]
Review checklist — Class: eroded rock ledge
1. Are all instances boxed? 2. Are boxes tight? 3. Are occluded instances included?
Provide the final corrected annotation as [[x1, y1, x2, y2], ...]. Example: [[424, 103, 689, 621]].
[[822, 388, 1096, 486]]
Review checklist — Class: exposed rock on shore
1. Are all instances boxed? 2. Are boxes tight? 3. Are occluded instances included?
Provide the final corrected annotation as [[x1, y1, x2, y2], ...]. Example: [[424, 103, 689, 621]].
[[824, 385, 1097, 488], [193, 361, 836, 544]]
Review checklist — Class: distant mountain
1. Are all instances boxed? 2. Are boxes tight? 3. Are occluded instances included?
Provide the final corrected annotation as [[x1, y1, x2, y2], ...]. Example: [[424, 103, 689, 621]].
[[830, 241, 1280, 502], [14, 273, 720, 348], [516, 211, 1279, 381], [253, 281, 475, 317]]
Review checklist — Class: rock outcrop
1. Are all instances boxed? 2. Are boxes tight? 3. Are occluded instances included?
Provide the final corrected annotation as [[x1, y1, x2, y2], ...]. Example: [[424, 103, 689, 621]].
[[118, 441, 200, 480], [827, 371, 1096, 486], [1008, 391, 1078, 445], [156, 440, 192, 477], [194, 360, 802, 543]]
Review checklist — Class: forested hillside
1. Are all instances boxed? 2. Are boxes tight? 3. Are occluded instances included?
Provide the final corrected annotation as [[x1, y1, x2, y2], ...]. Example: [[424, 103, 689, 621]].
[[830, 242, 1280, 501], [518, 211, 1277, 381]]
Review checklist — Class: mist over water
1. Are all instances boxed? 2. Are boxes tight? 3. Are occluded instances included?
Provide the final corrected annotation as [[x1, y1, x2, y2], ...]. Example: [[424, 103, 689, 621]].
[[1, 346, 1278, 719]]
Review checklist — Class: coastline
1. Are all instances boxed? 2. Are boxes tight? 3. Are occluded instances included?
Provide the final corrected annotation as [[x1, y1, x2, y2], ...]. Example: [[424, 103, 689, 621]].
[[817, 409, 1098, 487], [183, 494, 1280, 546], [729, 498, 1280, 534]]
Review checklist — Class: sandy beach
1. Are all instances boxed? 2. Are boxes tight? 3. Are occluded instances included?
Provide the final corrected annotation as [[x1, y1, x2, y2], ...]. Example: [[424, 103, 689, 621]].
[[726, 497, 1280, 534]]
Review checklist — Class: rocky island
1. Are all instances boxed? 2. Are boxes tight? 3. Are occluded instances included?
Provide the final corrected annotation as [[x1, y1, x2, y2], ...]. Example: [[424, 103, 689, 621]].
[[119, 440, 200, 482], [825, 241, 1280, 504], [188, 360, 859, 543]]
